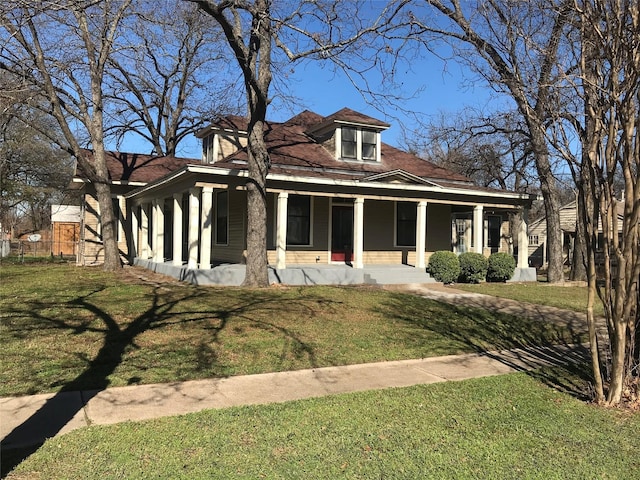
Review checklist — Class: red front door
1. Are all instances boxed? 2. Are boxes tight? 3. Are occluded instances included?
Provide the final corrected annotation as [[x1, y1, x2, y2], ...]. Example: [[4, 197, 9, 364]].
[[331, 205, 353, 263]]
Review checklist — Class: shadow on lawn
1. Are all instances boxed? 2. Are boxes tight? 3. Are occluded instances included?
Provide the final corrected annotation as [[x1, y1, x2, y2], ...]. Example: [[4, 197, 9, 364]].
[[0, 281, 327, 477], [378, 293, 593, 399]]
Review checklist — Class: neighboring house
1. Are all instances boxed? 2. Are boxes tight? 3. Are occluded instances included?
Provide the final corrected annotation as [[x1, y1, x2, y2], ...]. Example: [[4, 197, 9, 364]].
[[72, 107, 536, 284], [527, 198, 626, 268]]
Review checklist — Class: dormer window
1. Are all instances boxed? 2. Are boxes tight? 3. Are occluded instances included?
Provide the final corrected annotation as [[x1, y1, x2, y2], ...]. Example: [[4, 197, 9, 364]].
[[202, 133, 217, 164], [341, 127, 357, 159], [362, 130, 377, 160], [338, 126, 380, 162]]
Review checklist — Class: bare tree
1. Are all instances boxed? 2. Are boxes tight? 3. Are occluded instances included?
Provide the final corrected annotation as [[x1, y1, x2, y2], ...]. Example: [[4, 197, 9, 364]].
[[106, 1, 240, 157], [403, 0, 569, 283], [574, 0, 639, 406], [191, 0, 405, 286], [0, 0, 132, 271], [0, 103, 73, 236]]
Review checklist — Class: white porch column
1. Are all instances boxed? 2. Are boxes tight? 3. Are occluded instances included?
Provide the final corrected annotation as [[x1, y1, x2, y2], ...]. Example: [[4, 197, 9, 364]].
[[187, 188, 200, 269], [152, 198, 165, 263], [473, 205, 484, 254], [200, 186, 213, 269], [518, 208, 529, 268], [415, 201, 428, 269], [130, 204, 139, 258], [353, 197, 364, 269], [276, 192, 289, 269], [140, 203, 150, 259], [172, 193, 183, 266]]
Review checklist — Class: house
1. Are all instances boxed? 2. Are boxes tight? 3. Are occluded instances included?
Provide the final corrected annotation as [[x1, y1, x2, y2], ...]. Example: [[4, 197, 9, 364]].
[[72, 107, 537, 285], [527, 198, 625, 268]]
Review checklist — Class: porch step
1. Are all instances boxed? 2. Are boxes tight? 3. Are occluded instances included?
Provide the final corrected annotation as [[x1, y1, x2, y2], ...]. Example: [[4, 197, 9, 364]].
[[363, 266, 435, 285]]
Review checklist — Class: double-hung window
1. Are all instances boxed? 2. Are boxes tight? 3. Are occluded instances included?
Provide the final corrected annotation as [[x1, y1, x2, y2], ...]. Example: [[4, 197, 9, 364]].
[[396, 202, 417, 247], [362, 130, 377, 160], [341, 127, 357, 159], [215, 191, 228, 245], [287, 195, 311, 246]]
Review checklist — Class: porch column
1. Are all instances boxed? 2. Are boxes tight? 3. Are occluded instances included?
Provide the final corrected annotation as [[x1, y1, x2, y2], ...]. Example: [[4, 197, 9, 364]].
[[518, 208, 529, 268], [172, 193, 183, 266], [415, 201, 427, 269], [353, 197, 364, 269], [140, 203, 150, 259], [276, 192, 289, 269], [130, 204, 139, 258], [152, 198, 164, 263], [187, 187, 200, 269], [200, 186, 213, 269], [473, 205, 484, 254]]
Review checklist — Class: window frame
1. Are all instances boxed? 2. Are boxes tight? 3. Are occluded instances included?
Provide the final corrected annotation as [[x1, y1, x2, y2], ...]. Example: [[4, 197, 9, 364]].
[[395, 201, 417, 248], [286, 195, 313, 247], [215, 190, 229, 245]]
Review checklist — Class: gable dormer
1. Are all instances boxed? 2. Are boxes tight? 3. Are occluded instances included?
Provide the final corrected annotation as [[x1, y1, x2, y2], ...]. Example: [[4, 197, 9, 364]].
[[196, 116, 249, 164], [306, 107, 389, 163]]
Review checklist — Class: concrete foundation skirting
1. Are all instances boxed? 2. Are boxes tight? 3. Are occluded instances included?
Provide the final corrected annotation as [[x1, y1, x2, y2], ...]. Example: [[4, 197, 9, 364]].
[[135, 259, 370, 286], [508, 267, 538, 282]]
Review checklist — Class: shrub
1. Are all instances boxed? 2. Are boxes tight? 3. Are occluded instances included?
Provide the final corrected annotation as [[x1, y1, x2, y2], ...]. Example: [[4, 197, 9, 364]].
[[427, 251, 461, 284], [458, 252, 488, 284], [486, 252, 516, 282]]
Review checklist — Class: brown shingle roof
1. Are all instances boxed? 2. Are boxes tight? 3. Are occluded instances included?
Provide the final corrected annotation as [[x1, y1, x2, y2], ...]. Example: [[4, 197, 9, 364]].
[[75, 150, 199, 183]]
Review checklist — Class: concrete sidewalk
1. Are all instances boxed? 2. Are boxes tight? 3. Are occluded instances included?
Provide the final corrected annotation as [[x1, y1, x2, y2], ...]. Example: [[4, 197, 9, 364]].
[[1, 343, 588, 450]]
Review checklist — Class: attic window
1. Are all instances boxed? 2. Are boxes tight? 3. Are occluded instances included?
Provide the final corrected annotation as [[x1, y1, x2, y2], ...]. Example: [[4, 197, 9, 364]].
[[341, 127, 357, 159], [362, 130, 376, 160], [339, 126, 379, 162]]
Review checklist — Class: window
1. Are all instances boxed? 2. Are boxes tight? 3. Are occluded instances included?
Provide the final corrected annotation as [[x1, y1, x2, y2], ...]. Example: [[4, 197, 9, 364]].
[[529, 235, 539, 246], [340, 127, 379, 161], [287, 195, 311, 245], [362, 129, 377, 160], [215, 191, 228, 245], [341, 127, 357, 159], [396, 202, 417, 247], [487, 215, 501, 252]]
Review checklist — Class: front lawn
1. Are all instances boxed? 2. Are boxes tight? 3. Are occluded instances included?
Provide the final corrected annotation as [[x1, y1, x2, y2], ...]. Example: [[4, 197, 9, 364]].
[[455, 281, 604, 315], [0, 264, 585, 397], [6, 371, 638, 479]]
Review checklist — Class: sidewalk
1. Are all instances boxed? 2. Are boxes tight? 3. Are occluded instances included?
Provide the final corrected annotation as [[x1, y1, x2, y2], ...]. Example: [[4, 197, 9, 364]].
[[1, 343, 588, 450]]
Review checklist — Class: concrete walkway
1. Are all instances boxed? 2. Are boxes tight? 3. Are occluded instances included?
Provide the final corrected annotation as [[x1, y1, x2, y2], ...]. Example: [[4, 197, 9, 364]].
[[1, 343, 588, 451]]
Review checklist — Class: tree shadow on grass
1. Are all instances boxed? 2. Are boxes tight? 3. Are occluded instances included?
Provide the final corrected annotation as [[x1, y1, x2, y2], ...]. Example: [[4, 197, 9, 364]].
[[0, 281, 334, 477], [377, 292, 594, 399]]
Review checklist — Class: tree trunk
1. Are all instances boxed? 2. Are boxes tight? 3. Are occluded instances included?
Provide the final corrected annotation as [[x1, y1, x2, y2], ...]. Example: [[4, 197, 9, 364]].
[[242, 124, 270, 287], [570, 193, 587, 281], [529, 128, 564, 283]]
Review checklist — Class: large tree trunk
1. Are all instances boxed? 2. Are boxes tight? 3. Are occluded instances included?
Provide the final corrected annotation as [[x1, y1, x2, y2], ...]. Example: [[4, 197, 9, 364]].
[[243, 121, 270, 287], [529, 128, 564, 283]]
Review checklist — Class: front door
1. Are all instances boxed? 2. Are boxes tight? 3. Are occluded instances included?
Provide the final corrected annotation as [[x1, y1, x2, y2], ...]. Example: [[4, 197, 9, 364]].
[[331, 205, 353, 263]]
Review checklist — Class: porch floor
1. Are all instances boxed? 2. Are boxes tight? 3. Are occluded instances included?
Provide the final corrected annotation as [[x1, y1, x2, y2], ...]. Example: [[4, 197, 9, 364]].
[[134, 259, 437, 286]]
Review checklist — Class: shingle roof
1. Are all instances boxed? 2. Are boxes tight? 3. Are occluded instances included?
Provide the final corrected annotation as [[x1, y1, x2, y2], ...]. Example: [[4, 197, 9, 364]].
[[75, 150, 199, 184], [76, 108, 474, 187]]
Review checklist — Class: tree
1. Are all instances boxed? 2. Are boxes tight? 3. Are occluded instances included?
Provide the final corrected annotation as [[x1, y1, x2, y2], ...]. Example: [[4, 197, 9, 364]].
[[0, 0, 132, 271], [106, 1, 240, 157], [0, 103, 73, 236], [573, 0, 639, 406], [404, 0, 569, 283], [192, 0, 404, 286]]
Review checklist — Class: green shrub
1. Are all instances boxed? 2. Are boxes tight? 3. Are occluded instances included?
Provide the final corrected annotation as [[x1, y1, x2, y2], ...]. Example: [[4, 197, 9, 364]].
[[486, 252, 516, 282], [427, 251, 461, 284], [458, 252, 488, 283]]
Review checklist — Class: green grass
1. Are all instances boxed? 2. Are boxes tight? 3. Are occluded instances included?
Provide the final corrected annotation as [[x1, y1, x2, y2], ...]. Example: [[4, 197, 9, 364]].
[[455, 282, 605, 315], [7, 372, 639, 480], [0, 264, 586, 397]]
